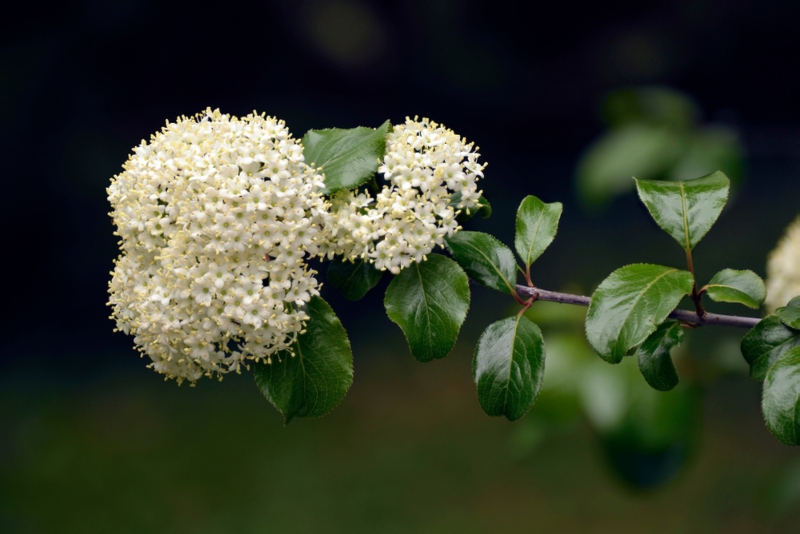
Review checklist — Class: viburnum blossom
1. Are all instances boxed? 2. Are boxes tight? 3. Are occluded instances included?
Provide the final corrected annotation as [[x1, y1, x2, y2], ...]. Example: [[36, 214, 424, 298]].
[[765, 214, 800, 311], [107, 108, 329, 382], [323, 117, 485, 273]]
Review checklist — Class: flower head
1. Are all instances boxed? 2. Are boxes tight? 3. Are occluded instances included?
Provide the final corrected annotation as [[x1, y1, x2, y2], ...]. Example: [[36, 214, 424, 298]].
[[324, 117, 485, 274], [765, 214, 800, 312], [108, 108, 328, 382]]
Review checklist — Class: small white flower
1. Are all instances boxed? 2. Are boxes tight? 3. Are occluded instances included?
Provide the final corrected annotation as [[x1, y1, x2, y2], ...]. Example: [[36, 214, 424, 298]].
[[326, 117, 485, 273]]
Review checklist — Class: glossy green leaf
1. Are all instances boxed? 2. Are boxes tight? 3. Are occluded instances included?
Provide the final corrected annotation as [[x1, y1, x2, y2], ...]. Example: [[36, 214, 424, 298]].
[[762, 347, 800, 445], [634, 171, 730, 250], [384, 254, 470, 362], [445, 231, 518, 294], [473, 315, 545, 421], [577, 124, 687, 207], [741, 315, 800, 380], [254, 296, 353, 423], [637, 321, 684, 391], [301, 120, 390, 194], [514, 195, 563, 268], [586, 264, 694, 364], [327, 257, 383, 301], [776, 297, 800, 329], [704, 268, 766, 309]]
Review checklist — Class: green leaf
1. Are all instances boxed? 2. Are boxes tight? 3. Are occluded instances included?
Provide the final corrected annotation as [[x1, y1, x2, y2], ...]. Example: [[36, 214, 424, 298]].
[[445, 231, 518, 294], [634, 171, 730, 250], [704, 269, 766, 309], [514, 195, 563, 268], [301, 120, 390, 194], [637, 321, 684, 391], [384, 254, 470, 362], [453, 194, 492, 223], [327, 257, 383, 301], [762, 347, 800, 445], [577, 124, 688, 207], [476, 196, 492, 218], [473, 315, 545, 421], [586, 264, 694, 364], [776, 297, 800, 329], [741, 315, 800, 380], [253, 296, 353, 423]]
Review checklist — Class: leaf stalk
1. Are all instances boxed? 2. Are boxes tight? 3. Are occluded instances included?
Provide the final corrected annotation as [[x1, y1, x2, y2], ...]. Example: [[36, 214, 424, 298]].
[[685, 247, 706, 317]]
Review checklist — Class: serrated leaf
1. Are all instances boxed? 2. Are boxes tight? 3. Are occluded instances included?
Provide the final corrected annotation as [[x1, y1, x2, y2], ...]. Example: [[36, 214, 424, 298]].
[[704, 268, 766, 309], [253, 296, 353, 423], [384, 254, 470, 362], [327, 257, 383, 301], [776, 296, 800, 329], [301, 120, 390, 194], [514, 195, 563, 268], [742, 316, 800, 380], [762, 347, 800, 445], [473, 315, 545, 421], [586, 264, 694, 364], [445, 231, 518, 294], [637, 321, 684, 391], [634, 171, 730, 250]]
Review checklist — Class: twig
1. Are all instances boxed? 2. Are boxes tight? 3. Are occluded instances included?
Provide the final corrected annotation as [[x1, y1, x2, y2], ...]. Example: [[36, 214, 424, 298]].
[[515, 285, 761, 329]]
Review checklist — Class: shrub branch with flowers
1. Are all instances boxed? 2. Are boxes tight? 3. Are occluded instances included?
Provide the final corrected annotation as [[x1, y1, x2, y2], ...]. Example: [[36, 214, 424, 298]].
[[108, 108, 800, 444]]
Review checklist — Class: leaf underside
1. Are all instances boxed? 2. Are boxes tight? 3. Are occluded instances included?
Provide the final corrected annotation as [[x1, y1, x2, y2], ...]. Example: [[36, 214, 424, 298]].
[[704, 268, 765, 309], [637, 320, 684, 391]]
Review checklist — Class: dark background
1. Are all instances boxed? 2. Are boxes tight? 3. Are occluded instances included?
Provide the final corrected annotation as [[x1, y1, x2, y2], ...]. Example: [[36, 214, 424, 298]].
[[2, 1, 800, 532]]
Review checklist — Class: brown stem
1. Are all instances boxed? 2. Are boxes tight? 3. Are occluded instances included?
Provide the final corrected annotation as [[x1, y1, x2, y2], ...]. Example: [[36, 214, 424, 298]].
[[685, 247, 706, 317], [515, 285, 760, 329]]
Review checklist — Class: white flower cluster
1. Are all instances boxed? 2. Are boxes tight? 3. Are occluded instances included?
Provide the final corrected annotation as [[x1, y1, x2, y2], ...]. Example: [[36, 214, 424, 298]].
[[323, 117, 485, 274], [109, 112, 486, 382], [765, 215, 800, 312], [108, 109, 329, 382]]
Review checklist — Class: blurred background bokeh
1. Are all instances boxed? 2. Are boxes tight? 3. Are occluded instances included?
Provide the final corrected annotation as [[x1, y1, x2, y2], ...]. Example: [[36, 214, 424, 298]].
[[3, 0, 800, 532]]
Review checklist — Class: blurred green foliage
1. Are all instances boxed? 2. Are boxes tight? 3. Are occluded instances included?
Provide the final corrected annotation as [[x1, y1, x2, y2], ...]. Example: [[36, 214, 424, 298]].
[[521, 301, 700, 489], [2, 350, 799, 533], [576, 87, 744, 208]]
